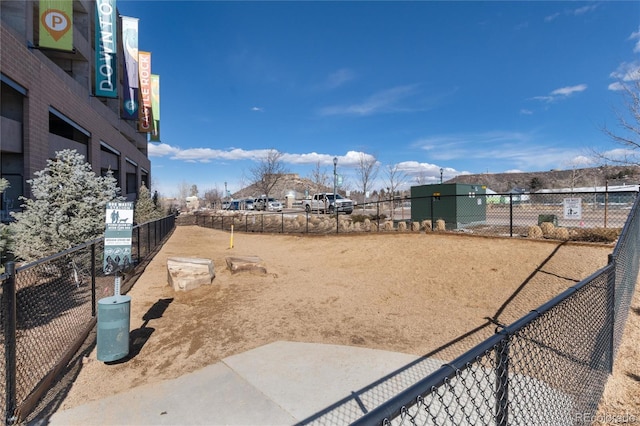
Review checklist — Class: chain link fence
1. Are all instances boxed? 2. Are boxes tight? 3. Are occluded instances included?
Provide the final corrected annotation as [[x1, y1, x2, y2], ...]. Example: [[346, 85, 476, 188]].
[[196, 191, 636, 239], [3, 190, 636, 425], [337, 195, 639, 425], [1, 215, 175, 424]]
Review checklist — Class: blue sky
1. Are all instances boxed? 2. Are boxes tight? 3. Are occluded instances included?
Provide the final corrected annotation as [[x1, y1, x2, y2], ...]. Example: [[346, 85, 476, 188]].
[[117, 1, 640, 197]]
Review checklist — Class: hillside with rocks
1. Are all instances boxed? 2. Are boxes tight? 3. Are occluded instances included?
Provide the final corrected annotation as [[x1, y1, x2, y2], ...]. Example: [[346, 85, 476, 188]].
[[447, 165, 640, 193], [231, 173, 324, 200]]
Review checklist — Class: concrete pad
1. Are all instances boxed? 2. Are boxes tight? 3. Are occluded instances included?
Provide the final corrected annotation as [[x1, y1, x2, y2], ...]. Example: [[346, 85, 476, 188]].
[[41, 342, 443, 426], [44, 362, 295, 426], [222, 341, 422, 422]]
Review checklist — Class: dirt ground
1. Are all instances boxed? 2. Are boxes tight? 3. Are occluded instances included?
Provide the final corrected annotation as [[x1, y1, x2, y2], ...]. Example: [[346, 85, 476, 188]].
[[57, 225, 638, 420]]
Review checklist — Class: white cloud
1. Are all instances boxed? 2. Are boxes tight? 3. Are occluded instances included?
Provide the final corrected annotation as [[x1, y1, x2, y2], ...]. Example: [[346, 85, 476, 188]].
[[550, 84, 587, 96], [544, 4, 598, 23], [567, 155, 593, 166], [413, 130, 586, 172], [325, 68, 355, 89], [148, 143, 179, 157], [532, 84, 587, 102], [630, 28, 640, 53], [147, 143, 381, 169], [600, 148, 640, 164], [608, 62, 640, 91], [607, 30, 640, 91], [520, 109, 533, 115], [572, 4, 598, 15], [251, 106, 264, 112], [608, 82, 624, 91], [544, 12, 560, 22], [318, 85, 420, 116], [609, 62, 640, 83]]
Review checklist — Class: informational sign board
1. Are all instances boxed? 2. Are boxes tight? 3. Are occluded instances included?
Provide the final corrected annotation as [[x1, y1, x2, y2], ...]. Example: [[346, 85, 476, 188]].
[[104, 202, 134, 274], [563, 198, 582, 220]]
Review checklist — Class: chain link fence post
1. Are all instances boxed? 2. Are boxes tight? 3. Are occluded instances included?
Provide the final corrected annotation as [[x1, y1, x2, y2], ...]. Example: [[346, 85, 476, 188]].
[[91, 243, 96, 317], [495, 335, 510, 426], [607, 253, 616, 373], [3, 261, 17, 426], [509, 193, 513, 237]]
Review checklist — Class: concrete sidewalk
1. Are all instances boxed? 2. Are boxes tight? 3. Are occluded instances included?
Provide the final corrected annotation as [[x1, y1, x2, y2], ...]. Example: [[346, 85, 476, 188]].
[[40, 341, 443, 425]]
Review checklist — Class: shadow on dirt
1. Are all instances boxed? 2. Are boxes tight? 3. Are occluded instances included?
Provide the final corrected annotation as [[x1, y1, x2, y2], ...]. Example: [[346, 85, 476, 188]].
[[106, 298, 174, 365]]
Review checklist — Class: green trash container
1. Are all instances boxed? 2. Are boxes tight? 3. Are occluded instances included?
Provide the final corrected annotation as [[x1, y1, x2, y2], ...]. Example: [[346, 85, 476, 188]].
[[538, 214, 558, 226], [97, 295, 131, 362]]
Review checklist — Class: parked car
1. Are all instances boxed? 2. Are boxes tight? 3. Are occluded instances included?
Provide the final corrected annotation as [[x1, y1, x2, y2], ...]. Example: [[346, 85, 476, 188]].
[[301, 193, 354, 214], [223, 200, 240, 210], [244, 198, 254, 210], [254, 197, 283, 212]]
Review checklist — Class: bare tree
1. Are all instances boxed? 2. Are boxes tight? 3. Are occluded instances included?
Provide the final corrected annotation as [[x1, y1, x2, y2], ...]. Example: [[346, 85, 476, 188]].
[[176, 181, 191, 208], [415, 170, 428, 185], [189, 184, 199, 197], [563, 159, 588, 193], [308, 161, 329, 194], [355, 152, 379, 210], [204, 187, 223, 209], [597, 80, 640, 165], [250, 149, 289, 199], [384, 163, 408, 218], [237, 170, 248, 196]]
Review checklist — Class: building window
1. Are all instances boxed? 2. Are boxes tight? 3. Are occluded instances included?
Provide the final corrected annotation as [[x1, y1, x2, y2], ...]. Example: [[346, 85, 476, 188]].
[[126, 173, 137, 195]]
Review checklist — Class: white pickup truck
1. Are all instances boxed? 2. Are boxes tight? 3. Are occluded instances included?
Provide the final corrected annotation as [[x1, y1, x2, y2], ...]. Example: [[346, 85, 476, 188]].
[[301, 193, 354, 214]]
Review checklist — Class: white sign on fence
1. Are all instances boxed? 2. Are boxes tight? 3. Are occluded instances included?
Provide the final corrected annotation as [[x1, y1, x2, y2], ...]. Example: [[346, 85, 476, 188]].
[[563, 198, 582, 220], [104, 202, 134, 274]]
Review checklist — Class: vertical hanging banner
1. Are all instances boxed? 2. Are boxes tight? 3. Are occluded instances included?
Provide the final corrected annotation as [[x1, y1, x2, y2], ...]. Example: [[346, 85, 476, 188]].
[[121, 16, 139, 120], [137, 51, 152, 133], [150, 74, 161, 141], [104, 202, 134, 274], [94, 0, 117, 98], [39, 0, 74, 51]]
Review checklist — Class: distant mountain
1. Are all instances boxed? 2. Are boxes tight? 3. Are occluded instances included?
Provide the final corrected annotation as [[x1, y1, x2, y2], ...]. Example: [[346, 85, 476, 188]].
[[446, 165, 640, 193], [228, 166, 640, 201], [231, 173, 325, 200]]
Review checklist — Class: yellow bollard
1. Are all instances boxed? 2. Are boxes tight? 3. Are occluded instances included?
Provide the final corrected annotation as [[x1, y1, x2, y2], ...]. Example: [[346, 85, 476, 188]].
[[229, 224, 234, 249]]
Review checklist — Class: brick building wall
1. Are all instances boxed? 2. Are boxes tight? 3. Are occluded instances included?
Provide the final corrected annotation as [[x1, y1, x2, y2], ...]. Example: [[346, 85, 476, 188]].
[[0, 1, 152, 213]]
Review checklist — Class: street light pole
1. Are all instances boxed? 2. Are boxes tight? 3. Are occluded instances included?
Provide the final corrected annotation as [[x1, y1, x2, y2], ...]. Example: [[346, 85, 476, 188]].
[[333, 157, 338, 233], [440, 168, 443, 184]]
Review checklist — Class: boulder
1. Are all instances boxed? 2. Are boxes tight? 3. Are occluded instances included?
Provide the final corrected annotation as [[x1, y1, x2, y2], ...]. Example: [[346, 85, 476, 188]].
[[167, 257, 215, 291], [226, 256, 267, 275]]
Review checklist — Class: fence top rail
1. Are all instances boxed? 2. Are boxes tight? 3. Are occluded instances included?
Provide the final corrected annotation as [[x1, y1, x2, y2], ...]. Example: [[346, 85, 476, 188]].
[[134, 214, 175, 228]]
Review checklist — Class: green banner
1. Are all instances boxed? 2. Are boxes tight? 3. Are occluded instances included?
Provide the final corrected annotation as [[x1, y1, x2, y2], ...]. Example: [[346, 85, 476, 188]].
[[39, 0, 73, 51], [150, 74, 161, 141], [94, 0, 117, 98], [104, 202, 134, 274]]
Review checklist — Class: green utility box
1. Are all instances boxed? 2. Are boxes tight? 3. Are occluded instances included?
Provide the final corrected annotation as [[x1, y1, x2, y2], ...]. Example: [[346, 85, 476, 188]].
[[411, 183, 487, 230], [97, 295, 131, 362], [538, 214, 558, 226]]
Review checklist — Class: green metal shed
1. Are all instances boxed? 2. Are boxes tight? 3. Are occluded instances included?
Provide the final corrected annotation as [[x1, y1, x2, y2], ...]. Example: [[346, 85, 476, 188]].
[[411, 183, 487, 229]]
